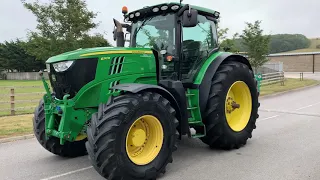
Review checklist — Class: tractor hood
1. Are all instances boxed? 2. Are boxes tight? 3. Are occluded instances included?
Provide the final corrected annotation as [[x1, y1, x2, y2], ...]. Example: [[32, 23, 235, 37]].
[[46, 47, 154, 63]]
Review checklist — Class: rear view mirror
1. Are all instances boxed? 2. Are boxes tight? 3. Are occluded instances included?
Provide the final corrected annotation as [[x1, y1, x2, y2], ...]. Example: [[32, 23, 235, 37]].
[[182, 9, 198, 27]]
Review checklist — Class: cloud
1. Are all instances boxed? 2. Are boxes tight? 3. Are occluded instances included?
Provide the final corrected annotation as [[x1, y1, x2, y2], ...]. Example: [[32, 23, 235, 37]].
[[0, 0, 318, 45]]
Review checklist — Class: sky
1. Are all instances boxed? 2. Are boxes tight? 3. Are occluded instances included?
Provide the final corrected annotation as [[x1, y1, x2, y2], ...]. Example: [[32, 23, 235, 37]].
[[0, 0, 319, 46]]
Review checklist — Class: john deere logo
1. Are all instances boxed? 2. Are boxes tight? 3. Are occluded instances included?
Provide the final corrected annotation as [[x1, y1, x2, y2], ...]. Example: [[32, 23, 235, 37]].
[[101, 57, 111, 60]]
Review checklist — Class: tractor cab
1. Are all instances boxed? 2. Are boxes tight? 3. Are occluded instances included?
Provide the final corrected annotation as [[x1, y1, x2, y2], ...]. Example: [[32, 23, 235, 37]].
[[113, 2, 220, 82]]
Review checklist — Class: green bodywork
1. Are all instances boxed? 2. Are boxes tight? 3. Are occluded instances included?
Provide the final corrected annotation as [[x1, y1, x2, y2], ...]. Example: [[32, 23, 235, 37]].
[[41, 48, 224, 144], [42, 48, 159, 144]]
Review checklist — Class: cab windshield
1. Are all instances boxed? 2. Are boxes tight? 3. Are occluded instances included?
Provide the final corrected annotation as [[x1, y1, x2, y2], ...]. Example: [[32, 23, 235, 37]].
[[130, 14, 175, 55]]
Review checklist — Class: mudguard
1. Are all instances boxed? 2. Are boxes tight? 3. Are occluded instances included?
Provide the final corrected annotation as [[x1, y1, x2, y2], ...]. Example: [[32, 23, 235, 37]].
[[110, 83, 189, 137], [198, 53, 253, 114]]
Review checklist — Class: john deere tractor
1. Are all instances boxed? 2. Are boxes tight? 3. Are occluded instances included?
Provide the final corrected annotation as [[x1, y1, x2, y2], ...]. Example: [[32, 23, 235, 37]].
[[33, 2, 259, 180]]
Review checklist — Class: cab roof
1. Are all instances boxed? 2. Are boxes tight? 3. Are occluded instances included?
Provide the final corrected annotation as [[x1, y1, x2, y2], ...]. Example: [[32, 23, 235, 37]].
[[126, 2, 219, 22]]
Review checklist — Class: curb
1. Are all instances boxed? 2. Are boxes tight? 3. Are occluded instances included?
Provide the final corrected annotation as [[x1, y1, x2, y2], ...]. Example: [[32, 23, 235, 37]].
[[259, 82, 320, 99], [0, 134, 35, 144]]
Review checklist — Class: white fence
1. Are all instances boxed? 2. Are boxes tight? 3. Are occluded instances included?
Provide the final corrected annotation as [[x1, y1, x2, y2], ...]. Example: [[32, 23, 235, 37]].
[[5, 72, 49, 80], [260, 71, 285, 86]]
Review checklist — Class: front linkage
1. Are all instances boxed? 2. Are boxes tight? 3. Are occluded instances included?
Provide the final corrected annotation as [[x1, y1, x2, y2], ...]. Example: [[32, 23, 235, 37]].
[[39, 71, 94, 145]]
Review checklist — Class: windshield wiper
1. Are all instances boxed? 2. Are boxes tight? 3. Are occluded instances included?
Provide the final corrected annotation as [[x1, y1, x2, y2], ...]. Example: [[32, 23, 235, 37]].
[[134, 16, 154, 36]]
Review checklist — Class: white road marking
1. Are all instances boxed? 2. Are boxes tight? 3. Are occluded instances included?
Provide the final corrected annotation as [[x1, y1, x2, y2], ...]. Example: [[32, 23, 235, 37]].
[[258, 102, 320, 122], [295, 102, 320, 111], [257, 115, 280, 122], [40, 166, 93, 180]]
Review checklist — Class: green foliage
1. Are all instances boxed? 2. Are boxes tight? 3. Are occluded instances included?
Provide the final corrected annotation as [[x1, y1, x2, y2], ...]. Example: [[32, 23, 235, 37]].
[[216, 17, 228, 44], [220, 33, 240, 53], [0, 40, 45, 72], [216, 17, 239, 53], [269, 34, 310, 53], [21, 0, 111, 61], [233, 34, 310, 54], [240, 20, 270, 69]]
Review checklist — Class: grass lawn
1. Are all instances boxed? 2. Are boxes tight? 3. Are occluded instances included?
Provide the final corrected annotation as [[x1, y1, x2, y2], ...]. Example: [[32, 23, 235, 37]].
[[0, 78, 319, 139], [260, 78, 319, 96], [0, 114, 33, 139]]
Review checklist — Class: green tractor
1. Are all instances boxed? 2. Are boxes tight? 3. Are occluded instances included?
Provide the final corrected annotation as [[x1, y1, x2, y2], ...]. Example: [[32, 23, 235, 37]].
[[33, 2, 259, 180]]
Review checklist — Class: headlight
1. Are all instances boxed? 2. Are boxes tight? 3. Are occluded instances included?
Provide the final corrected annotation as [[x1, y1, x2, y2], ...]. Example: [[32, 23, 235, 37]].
[[161, 5, 168, 10], [152, 7, 160, 12], [53, 61, 74, 72], [214, 11, 220, 18], [46, 64, 50, 73], [171, 5, 180, 10]]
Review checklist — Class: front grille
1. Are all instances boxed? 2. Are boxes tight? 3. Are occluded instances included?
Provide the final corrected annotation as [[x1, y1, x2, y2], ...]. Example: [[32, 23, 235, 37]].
[[49, 58, 98, 99], [109, 56, 125, 75]]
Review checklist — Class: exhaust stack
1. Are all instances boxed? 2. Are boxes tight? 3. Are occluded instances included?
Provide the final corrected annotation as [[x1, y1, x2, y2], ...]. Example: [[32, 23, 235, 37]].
[[113, 19, 125, 47]]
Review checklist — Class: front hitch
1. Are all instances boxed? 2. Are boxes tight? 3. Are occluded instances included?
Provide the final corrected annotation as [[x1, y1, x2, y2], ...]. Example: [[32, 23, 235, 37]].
[[39, 70, 53, 102]]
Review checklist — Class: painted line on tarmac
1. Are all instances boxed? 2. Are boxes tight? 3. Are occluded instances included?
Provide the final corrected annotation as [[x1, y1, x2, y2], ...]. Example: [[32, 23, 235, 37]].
[[259, 109, 320, 117], [40, 166, 93, 180], [258, 101, 320, 122], [257, 115, 280, 122], [295, 102, 320, 110]]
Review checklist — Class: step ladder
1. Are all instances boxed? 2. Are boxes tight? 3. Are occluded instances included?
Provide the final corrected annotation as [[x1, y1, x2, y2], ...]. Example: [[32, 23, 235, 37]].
[[186, 89, 206, 138]]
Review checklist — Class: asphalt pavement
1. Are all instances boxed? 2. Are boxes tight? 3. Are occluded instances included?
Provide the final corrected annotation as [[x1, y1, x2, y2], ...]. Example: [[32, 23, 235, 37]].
[[1, 82, 320, 180]]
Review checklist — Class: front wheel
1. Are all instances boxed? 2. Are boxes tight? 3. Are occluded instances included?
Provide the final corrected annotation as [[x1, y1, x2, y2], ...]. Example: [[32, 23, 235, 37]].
[[200, 61, 259, 149], [86, 92, 179, 180]]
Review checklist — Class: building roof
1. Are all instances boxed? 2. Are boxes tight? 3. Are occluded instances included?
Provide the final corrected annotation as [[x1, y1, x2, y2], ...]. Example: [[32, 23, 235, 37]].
[[267, 51, 320, 57]]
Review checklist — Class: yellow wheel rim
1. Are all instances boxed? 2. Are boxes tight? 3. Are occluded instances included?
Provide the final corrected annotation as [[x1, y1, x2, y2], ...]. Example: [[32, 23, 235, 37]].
[[126, 115, 164, 165], [225, 81, 252, 132]]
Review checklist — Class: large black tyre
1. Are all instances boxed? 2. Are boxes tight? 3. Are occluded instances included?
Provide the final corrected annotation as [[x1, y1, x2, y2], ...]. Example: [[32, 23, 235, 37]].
[[86, 92, 179, 180], [33, 99, 87, 157], [200, 61, 259, 149]]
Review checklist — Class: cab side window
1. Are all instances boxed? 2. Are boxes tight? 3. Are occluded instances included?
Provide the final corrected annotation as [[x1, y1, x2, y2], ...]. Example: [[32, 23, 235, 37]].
[[181, 15, 218, 80]]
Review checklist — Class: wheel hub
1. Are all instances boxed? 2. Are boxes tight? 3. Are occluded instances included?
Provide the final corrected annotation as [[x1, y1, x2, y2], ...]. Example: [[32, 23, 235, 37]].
[[126, 115, 164, 165], [226, 97, 240, 113], [225, 81, 252, 132], [131, 129, 147, 147]]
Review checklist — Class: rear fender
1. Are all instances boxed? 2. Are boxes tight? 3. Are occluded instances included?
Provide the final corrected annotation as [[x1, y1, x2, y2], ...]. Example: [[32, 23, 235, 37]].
[[198, 53, 252, 114]]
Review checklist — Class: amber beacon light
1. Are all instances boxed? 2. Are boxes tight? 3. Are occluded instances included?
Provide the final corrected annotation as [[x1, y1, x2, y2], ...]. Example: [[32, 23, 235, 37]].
[[122, 6, 128, 14]]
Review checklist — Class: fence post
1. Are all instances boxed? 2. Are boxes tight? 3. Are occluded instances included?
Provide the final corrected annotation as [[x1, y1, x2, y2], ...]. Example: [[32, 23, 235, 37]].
[[281, 71, 285, 86], [300, 72, 304, 81], [10, 88, 15, 115]]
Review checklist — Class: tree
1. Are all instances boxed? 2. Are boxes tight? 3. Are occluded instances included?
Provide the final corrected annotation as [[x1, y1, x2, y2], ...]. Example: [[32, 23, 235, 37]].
[[215, 17, 239, 53], [21, 0, 111, 61], [269, 34, 310, 53], [220, 33, 240, 53], [240, 20, 270, 70], [216, 17, 228, 44], [0, 40, 45, 72]]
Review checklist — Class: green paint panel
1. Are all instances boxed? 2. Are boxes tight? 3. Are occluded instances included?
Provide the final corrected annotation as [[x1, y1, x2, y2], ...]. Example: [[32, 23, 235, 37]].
[[46, 47, 153, 63], [194, 51, 227, 84]]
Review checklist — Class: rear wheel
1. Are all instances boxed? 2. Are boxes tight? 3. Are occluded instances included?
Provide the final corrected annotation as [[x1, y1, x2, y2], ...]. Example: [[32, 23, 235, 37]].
[[200, 61, 259, 149], [33, 99, 87, 157], [86, 92, 179, 180]]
